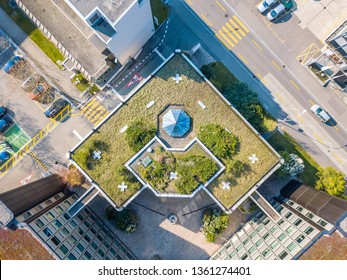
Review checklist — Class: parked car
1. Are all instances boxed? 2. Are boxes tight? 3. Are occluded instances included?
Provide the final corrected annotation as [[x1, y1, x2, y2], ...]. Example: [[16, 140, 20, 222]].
[[0, 118, 10, 133], [258, 0, 277, 13], [0, 106, 7, 119], [3, 56, 21, 73], [0, 151, 10, 165], [30, 84, 45, 101], [267, 4, 285, 21], [310, 104, 331, 123], [0, 141, 12, 151], [44, 98, 69, 118]]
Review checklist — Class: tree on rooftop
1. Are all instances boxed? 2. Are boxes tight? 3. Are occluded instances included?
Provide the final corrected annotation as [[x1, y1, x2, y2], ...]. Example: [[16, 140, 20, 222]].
[[125, 121, 156, 152], [315, 167, 346, 198]]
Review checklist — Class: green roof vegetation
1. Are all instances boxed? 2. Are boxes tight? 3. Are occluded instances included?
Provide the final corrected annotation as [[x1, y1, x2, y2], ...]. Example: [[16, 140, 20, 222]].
[[72, 55, 279, 209]]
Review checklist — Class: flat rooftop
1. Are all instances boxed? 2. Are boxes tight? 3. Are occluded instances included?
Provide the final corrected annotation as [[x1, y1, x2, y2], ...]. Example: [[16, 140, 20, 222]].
[[68, 0, 135, 23], [71, 54, 280, 210]]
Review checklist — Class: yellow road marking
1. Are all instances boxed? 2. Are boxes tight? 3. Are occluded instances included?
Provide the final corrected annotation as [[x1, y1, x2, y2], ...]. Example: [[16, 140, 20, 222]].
[[257, 73, 263, 80], [34, 101, 45, 112], [297, 115, 305, 124], [200, 14, 212, 27], [238, 53, 249, 65], [290, 80, 300, 90], [272, 60, 282, 71], [222, 26, 238, 43], [216, 33, 231, 49], [89, 108, 108, 123], [328, 120, 339, 131], [314, 132, 326, 145], [233, 15, 249, 33], [252, 39, 262, 51], [215, 0, 226, 12], [70, 112, 83, 117], [229, 19, 246, 37], [81, 98, 96, 113], [225, 22, 242, 40], [297, 43, 320, 63], [218, 30, 235, 47], [187, 0, 193, 5], [274, 93, 285, 104], [309, 99, 314, 105], [332, 152, 344, 164], [84, 102, 100, 117]]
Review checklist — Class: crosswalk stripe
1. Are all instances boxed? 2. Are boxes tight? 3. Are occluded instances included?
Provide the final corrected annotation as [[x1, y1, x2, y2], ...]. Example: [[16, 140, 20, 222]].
[[233, 15, 249, 33], [89, 108, 108, 123], [222, 26, 238, 43], [81, 98, 96, 113], [229, 19, 246, 37], [84, 102, 101, 117], [225, 22, 242, 40], [216, 33, 231, 49], [218, 30, 234, 47]]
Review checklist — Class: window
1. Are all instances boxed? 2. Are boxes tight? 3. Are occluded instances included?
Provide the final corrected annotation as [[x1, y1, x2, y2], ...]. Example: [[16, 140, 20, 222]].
[[250, 231, 257, 239], [287, 242, 297, 252], [296, 234, 305, 243], [69, 235, 77, 245], [293, 218, 302, 226], [62, 227, 70, 236], [241, 254, 248, 260], [262, 249, 270, 257], [270, 226, 278, 234], [236, 244, 242, 252], [317, 219, 328, 227], [284, 211, 293, 219], [59, 245, 68, 255], [270, 241, 279, 250], [56, 206, 64, 214], [43, 227, 53, 237], [54, 220, 62, 228], [276, 205, 284, 212], [262, 233, 269, 240], [285, 226, 293, 234], [51, 236, 60, 246], [287, 200, 294, 206], [304, 226, 314, 235], [70, 220, 77, 227], [305, 212, 314, 219], [84, 221, 90, 228], [248, 246, 256, 255], [78, 228, 84, 236], [278, 250, 288, 260], [256, 212, 264, 219], [263, 218, 270, 225], [64, 200, 71, 207], [277, 233, 286, 241], [277, 219, 284, 226], [23, 211, 32, 219], [63, 213, 71, 220], [109, 248, 116, 255], [116, 254, 123, 260], [243, 238, 249, 245], [97, 234, 103, 242], [104, 241, 110, 248], [54, 194, 61, 200], [77, 214, 84, 221], [35, 219, 44, 228], [256, 226, 264, 232], [98, 249, 105, 257], [90, 227, 97, 235], [68, 253, 77, 260], [255, 239, 263, 247], [45, 199, 53, 206], [114, 239, 120, 246], [77, 243, 85, 252], [46, 212, 55, 220], [84, 251, 92, 260], [91, 242, 98, 250], [84, 235, 91, 243], [84, 208, 91, 215], [90, 214, 96, 221], [296, 206, 303, 212]]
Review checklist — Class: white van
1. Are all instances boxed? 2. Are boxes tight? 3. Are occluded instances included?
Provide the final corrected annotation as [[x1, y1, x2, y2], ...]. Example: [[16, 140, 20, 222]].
[[267, 4, 285, 21], [310, 104, 331, 123], [258, 0, 277, 13]]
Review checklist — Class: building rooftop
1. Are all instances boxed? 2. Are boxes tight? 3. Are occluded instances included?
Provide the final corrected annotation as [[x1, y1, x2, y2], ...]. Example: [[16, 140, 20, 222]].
[[68, 0, 135, 23]]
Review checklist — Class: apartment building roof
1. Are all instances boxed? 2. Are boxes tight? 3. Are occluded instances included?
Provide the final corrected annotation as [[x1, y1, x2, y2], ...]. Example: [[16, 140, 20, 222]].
[[0, 174, 66, 217], [68, 0, 135, 23], [20, 0, 109, 77], [280, 180, 347, 225]]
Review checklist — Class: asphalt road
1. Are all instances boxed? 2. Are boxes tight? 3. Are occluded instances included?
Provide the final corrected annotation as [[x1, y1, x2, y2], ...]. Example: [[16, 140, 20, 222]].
[[176, 0, 347, 173]]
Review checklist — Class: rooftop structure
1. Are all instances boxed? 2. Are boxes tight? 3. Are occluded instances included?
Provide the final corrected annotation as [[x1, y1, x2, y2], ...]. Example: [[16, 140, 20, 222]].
[[162, 109, 191, 138], [70, 53, 281, 212]]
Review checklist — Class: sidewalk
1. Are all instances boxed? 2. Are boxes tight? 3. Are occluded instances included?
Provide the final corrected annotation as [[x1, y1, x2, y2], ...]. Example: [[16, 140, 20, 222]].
[[0, 8, 86, 106]]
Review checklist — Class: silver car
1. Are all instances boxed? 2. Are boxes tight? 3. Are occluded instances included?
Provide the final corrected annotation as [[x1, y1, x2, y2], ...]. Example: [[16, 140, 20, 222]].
[[267, 4, 285, 21], [258, 0, 277, 13]]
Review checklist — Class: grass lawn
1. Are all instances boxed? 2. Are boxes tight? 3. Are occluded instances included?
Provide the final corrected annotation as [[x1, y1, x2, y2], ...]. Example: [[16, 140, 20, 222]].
[[72, 55, 279, 209], [0, 1, 65, 66], [150, 0, 168, 27], [71, 73, 91, 92], [267, 131, 320, 186]]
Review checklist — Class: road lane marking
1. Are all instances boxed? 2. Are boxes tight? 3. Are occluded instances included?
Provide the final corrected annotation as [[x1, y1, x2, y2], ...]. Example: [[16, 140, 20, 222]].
[[252, 39, 263, 51], [233, 15, 249, 33], [187, 0, 193, 5], [34, 101, 45, 112], [225, 22, 242, 40], [218, 30, 235, 47], [257, 73, 263, 80], [309, 99, 314, 105], [297, 43, 320, 63], [238, 53, 249, 65], [215, 0, 226, 11], [72, 130, 83, 141], [332, 152, 344, 164], [314, 132, 326, 145], [215, 33, 231, 49], [272, 60, 282, 71], [81, 98, 96, 112], [222, 26, 238, 43], [290, 80, 300, 90], [328, 120, 339, 131], [229, 19, 246, 37], [200, 14, 213, 27]]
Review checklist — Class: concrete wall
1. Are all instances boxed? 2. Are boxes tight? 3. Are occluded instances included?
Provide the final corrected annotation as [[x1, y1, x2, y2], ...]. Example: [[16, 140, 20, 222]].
[[107, 0, 155, 64]]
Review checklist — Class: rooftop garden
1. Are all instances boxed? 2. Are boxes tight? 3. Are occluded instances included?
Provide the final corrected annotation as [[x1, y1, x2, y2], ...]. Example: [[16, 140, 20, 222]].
[[72, 55, 279, 209]]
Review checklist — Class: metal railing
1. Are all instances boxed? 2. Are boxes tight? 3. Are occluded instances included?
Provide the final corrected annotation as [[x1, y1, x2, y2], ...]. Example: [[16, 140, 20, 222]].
[[0, 105, 71, 176]]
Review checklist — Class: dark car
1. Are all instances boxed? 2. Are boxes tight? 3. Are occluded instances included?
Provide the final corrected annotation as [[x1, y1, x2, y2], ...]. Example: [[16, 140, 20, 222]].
[[0, 151, 10, 165], [0, 106, 7, 119], [0, 119, 10, 133], [44, 98, 69, 118], [3, 56, 21, 73]]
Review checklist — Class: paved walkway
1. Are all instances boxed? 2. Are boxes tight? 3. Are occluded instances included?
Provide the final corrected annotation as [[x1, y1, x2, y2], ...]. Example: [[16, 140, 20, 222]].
[[0, 8, 86, 106]]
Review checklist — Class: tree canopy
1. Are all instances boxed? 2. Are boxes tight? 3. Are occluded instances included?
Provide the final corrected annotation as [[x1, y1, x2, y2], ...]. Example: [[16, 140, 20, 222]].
[[125, 121, 156, 152], [315, 167, 346, 197]]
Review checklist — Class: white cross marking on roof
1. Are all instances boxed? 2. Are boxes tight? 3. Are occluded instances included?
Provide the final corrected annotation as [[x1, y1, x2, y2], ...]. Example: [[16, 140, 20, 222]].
[[173, 74, 182, 84], [118, 182, 128, 192], [249, 154, 259, 164], [170, 172, 178, 180], [222, 181, 230, 190], [92, 150, 102, 160]]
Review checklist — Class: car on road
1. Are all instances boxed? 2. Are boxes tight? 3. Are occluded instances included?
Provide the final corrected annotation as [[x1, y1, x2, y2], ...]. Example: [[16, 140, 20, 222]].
[[0, 118, 10, 134], [258, 0, 277, 13], [44, 98, 69, 118], [0, 151, 10, 165], [3, 56, 21, 73], [0, 106, 7, 119], [310, 104, 331, 123], [267, 4, 285, 21]]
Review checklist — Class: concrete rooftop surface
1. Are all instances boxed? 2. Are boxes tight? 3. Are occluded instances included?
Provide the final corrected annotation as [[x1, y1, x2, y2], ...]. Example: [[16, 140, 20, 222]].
[[68, 0, 135, 23], [21, 0, 109, 76]]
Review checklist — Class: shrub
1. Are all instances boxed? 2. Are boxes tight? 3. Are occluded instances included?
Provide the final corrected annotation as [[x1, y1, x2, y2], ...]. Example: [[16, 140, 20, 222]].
[[105, 206, 138, 233], [225, 159, 245, 177], [198, 124, 239, 160], [315, 167, 346, 198], [125, 121, 156, 152], [201, 209, 229, 242], [66, 165, 85, 186], [277, 152, 304, 177]]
